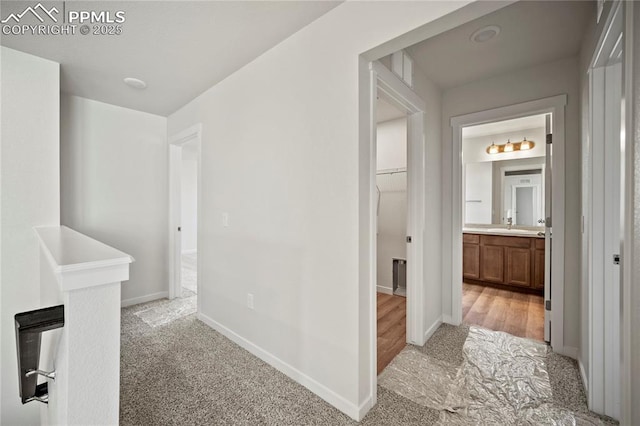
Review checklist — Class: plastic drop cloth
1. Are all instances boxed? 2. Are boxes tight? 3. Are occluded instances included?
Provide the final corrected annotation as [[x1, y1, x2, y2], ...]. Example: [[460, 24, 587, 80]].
[[380, 326, 600, 425], [378, 346, 459, 410]]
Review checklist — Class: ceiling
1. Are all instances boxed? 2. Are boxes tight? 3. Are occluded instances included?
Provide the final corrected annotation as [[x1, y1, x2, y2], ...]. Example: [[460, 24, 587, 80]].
[[0, 1, 341, 116], [407, 1, 594, 90], [463, 114, 546, 138]]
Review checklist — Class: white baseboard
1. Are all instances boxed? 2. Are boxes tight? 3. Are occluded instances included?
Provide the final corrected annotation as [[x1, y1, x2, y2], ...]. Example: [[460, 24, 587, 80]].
[[357, 395, 375, 421], [423, 316, 443, 344], [442, 314, 453, 324], [578, 356, 589, 394], [197, 312, 363, 420], [121, 291, 168, 307], [182, 249, 197, 255], [376, 285, 393, 295]]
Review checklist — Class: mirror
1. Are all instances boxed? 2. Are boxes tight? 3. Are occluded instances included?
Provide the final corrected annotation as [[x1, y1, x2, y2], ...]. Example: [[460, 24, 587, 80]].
[[462, 114, 547, 228]]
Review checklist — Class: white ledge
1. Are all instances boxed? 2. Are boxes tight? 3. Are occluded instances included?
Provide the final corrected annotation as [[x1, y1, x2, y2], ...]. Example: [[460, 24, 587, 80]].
[[35, 226, 134, 291]]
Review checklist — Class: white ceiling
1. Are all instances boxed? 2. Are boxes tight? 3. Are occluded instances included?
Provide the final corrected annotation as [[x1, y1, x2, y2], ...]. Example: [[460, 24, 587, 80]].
[[0, 1, 341, 116], [407, 1, 594, 90], [463, 114, 546, 138]]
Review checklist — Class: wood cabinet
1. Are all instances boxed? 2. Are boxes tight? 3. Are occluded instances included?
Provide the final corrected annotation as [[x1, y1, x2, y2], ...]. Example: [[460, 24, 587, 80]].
[[462, 234, 480, 280], [463, 233, 544, 293]]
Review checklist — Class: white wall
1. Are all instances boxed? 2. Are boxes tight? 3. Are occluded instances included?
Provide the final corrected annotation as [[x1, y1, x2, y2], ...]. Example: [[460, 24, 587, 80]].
[[0, 47, 60, 425], [376, 117, 407, 170], [181, 142, 198, 253], [464, 162, 492, 224], [167, 1, 466, 418], [442, 56, 582, 351], [60, 95, 168, 305]]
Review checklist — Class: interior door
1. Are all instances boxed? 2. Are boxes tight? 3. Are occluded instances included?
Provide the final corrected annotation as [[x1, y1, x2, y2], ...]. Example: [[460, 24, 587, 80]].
[[543, 114, 552, 342], [602, 60, 622, 418]]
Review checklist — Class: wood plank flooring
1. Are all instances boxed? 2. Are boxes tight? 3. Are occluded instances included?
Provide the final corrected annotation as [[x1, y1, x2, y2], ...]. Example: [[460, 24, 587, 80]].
[[377, 292, 406, 374], [462, 282, 544, 341]]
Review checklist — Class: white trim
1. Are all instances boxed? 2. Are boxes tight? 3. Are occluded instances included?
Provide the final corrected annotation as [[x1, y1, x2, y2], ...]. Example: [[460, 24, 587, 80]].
[[423, 317, 442, 343], [197, 312, 366, 421], [586, 2, 624, 419], [121, 291, 168, 307], [450, 95, 567, 354], [376, 286, 393, 295], [620, 2, 634, 425], [181, 249, 197, 255], [168, 123, 202, 307], [579, 357, 589, 394], [442, 314, 454, 324]]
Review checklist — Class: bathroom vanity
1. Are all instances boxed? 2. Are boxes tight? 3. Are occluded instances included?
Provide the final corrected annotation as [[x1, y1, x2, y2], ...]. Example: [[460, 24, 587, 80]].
[[463, 229, 544, 293]]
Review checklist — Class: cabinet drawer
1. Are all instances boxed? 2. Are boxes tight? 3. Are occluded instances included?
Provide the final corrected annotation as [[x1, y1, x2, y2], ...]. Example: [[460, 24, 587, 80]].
[[481, 235, 531, 248], [463, 234, 480, 244]]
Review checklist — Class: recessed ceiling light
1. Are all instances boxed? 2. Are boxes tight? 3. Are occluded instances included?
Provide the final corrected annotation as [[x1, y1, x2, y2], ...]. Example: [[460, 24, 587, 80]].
[[123, 77, 147, 89], [470, 25, 501, 43]]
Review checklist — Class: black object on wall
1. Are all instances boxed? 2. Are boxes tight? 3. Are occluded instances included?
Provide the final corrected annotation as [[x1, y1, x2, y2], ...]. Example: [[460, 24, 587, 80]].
[[14, 305, 64, 404]]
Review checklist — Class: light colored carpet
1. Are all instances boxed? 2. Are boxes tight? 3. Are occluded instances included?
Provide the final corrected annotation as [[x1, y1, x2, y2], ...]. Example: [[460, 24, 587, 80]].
[[120, 305, 616, 425], [120, 305, 439, 425], [181, 252, 197, 294]]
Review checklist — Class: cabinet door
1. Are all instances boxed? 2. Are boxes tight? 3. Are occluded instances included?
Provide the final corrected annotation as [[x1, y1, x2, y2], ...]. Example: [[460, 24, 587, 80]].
[[533, 249, 545, 290], [480, 245, 504, 283], [463, 244, 480, 280], [506, 247, 531, 287]]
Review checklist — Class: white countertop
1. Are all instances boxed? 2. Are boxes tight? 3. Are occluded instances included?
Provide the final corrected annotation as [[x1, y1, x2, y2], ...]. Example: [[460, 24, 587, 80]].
[[463, 227, 545, 238], [35, 226, 134, 273]]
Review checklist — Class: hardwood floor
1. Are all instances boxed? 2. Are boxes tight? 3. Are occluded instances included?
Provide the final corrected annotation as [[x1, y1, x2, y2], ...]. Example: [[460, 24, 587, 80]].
[[462, 282, 544, 341], [377, 292, 406, 374]]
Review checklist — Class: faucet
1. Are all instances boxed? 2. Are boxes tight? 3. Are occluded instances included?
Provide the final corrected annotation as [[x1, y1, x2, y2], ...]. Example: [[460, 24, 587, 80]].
[[506, 217, 513, 230]]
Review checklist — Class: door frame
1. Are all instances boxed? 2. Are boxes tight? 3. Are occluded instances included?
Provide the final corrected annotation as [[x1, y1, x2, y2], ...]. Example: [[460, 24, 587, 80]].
[[450, 95, 567, 354], [367, 60, 426, 406], [586, 0, 624, 418], [168, 123, 202, 306]]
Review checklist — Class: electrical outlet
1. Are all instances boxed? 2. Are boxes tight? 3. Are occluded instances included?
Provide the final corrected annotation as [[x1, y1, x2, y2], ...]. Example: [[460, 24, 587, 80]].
[[222, 213, 229, 227], [247, 293, 254, 310]]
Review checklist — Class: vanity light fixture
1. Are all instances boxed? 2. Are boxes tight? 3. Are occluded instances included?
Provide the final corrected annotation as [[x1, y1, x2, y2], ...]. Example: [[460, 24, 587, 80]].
[[503, 139, 514, 152], [486, 138, 535, 154], [488, 142, 499, 154]]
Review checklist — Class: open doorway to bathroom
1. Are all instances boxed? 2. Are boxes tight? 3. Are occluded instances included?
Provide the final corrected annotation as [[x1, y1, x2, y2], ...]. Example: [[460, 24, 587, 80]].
[[460, 113, 551, 342], [375, 93, 409, 373]]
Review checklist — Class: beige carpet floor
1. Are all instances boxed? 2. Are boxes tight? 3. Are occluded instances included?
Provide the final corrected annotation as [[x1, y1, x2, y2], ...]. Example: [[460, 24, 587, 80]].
[[120, 302, 616, 425]]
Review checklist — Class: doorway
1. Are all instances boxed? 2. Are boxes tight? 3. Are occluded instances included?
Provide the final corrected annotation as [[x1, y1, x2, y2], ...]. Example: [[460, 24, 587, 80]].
[[451, 95, 566, 352], [375, 94, 409, 373], [369, 61, 426, 382], [460, 113, 549, 342], [169, 124, 202, 312]]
